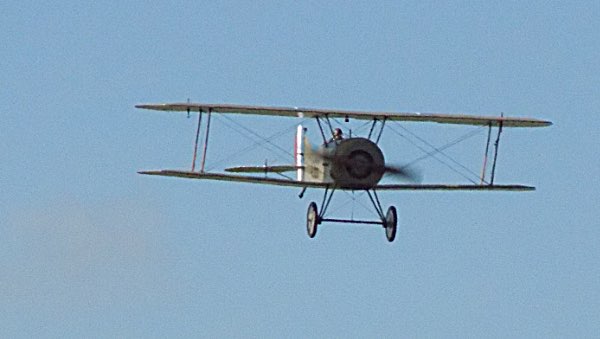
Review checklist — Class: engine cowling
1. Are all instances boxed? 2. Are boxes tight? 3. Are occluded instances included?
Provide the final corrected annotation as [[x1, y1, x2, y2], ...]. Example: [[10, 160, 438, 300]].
[[330, 137, 385, 189]]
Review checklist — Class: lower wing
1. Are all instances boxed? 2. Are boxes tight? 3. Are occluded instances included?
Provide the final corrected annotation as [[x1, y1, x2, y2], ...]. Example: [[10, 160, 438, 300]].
[[139, 170, 535, 191]]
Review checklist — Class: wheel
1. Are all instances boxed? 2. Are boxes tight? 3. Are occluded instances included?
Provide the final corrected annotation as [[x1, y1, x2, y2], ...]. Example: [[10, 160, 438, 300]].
[[384, 206, 397, 242], [307, 202, 319, 238]]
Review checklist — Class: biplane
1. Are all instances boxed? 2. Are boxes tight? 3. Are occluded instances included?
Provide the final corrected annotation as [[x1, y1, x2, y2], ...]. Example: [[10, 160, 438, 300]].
[[136, 103, 551, 242]]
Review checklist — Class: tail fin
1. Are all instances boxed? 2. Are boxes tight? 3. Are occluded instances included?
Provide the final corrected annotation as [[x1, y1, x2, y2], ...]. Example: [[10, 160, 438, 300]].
[[295, 125, 304, 181]]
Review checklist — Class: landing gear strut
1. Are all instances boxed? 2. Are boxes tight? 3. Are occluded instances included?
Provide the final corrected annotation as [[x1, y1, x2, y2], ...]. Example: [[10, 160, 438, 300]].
[[305, 188, 398, 242]]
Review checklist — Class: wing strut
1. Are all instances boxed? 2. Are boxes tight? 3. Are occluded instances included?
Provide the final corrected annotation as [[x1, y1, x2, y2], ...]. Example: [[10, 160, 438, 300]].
[[479, 123, 492, 184], [324, 115, 335, 136], [316, 115, 338, 145], [191, 108, 203, 172], [365, 117, 387, 144], [479, 115, 504, 186], [315, 116, 328, 144], [375, 117, 387, 144], [490, 116, 504, 185], [200, 108, 212, 172], [367, 119, 377, 139]]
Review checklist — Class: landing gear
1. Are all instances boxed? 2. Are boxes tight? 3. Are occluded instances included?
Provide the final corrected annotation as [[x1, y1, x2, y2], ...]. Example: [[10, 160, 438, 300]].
[[306, 202, 319, 238], [304, 188, 398, 243], [384, 206, 397, 242]]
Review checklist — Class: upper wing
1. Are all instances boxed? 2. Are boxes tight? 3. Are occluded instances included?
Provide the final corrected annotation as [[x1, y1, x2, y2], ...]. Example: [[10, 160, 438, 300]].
[[135, 102, 552, 128], [139, 170, 535, 191]]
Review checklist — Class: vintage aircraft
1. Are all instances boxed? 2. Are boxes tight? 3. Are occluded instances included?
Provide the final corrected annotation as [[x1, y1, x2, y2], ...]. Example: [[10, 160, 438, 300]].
[[136, 103, 551, 242]]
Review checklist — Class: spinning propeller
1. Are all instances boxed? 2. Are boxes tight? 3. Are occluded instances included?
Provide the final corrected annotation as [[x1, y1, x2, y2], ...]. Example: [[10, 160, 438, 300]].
[[315, 151, 423, 184], [381, 163, 423, 183]]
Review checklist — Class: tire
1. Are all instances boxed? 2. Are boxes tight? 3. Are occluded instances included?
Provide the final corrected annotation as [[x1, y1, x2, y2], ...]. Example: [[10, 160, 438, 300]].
[[307, 202, 319, 238], [385, 206, 397, 242]]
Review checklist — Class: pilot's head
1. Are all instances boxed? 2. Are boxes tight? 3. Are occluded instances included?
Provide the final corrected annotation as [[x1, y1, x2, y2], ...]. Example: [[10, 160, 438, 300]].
[[333, 128, 343, 140]]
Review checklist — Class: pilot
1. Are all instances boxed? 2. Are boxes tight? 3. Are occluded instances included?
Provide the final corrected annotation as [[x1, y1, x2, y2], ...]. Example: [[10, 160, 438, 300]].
[[324, 128, 344, 146], [332, 128, 343, 141]]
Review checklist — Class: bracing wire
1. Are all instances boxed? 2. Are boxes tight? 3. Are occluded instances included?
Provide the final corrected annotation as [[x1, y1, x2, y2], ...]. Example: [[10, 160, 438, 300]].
[[206, 114, 305, 171], [219, 114, 295, 157], [388, 123, 485, 184]]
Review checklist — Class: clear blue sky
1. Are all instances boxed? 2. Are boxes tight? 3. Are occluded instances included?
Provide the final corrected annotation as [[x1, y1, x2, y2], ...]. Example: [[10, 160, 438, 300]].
[[2, 1, 599, 337]]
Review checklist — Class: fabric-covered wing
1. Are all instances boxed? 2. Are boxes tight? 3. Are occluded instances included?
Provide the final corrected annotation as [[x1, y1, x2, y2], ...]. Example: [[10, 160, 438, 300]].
[[136, 103, 552, 128], [139, 170, 327, 188], [374, 183, 535, 191], [138, 170, 535, 191], [224, 165, 299, 173]]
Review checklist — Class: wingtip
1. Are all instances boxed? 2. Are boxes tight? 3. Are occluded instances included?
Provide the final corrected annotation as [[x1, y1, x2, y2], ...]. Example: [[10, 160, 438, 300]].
[[513, 185, 536, 191], [534, 117, 552, 127], [135, 104, 154, 109], [138, 170, 161, 175]]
